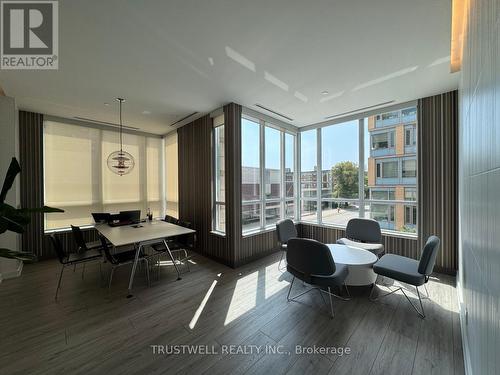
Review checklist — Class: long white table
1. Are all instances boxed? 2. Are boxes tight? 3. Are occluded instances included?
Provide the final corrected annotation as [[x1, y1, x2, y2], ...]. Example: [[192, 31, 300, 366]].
[[95, 221, 195, 296]]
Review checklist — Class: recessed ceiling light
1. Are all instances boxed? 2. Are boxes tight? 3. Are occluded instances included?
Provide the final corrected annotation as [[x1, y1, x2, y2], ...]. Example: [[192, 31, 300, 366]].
[[142, 110, 151, 115], [321, 91, 329, 95], [104, 102, 110, 106]]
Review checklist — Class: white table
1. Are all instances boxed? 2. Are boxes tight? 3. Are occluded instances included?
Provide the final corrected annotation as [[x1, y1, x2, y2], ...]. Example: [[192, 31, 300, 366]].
[[95, 221, 195, 295], [327, 244, 378, 286]]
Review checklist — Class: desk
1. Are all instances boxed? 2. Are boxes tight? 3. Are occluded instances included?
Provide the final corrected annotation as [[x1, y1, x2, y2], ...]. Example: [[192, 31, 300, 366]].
[[327, 244, 378, 286], [96, 221, 195, 295]]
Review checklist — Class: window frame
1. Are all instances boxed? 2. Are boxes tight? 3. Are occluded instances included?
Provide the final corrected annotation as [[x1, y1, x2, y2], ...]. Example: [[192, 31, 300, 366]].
[[241, 114, 298, 235], [212, 117, 226, 234], [297, 102, 418, 237]]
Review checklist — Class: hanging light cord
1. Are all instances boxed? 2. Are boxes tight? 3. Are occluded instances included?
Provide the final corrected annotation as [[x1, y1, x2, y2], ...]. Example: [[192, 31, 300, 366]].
[[119, 98, 123, 153]]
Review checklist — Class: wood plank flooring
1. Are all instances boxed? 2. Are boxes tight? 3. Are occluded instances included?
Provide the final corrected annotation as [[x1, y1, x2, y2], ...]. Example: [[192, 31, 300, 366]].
[[0, 251, 465, 375]]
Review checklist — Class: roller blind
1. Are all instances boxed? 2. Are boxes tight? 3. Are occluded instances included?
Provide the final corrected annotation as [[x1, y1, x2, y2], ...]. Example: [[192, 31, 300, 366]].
[[44, 121, 163, 230], [164, 132, 179, 218]]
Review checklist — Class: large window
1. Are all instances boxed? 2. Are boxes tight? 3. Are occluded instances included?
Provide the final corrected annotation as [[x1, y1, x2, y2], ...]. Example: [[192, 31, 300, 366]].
[[44, 121, 163, 230], [241, 115, 296, 234], [298, 104, 418, 235], [213, 114, 225, 233], [320, 120, 360, 226], [165, 132, 178, 218], [300, 129, 318, 222]]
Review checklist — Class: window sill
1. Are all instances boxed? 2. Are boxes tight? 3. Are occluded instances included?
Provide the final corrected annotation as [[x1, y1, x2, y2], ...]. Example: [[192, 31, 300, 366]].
[[242, 226, 276, 238], [44, 225, 95, 235], [297, 221, 418, 240], [210, 230, 226, 238]]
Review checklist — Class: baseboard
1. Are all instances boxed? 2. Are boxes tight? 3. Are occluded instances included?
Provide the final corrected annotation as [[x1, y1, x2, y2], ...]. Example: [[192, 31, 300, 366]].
[[456, 271, 473, 375]]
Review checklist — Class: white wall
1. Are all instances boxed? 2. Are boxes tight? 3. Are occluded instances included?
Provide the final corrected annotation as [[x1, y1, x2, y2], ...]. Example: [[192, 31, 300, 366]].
[[0, 96, 21, 281], [459, 0, 500, 373]]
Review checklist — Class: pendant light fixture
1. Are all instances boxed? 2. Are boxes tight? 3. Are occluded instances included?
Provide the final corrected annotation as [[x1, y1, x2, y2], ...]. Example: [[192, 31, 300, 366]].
[[107, 98, 135, 176]]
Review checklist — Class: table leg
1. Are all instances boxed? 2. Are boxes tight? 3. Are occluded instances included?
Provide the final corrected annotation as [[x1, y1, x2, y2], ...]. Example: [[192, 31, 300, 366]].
[[163, 239, 182, 281], [127, 243, 142, 297]]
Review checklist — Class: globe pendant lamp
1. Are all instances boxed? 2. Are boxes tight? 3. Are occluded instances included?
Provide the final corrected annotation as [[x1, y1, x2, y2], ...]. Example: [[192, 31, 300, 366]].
[[107, 98, 135, 176]]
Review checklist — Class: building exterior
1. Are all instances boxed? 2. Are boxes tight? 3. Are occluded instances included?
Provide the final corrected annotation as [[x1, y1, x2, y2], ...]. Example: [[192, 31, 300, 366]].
[[367, 106, 417, 232]]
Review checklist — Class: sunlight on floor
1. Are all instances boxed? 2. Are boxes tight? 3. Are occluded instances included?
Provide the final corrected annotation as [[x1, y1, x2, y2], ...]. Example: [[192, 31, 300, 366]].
[[224, 271, 258, 325], [189, 279, 218, 329], [264, 262, 290, 299]]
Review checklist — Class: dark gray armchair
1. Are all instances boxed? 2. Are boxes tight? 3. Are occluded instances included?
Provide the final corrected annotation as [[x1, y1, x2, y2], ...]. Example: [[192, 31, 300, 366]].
[[286, 238, 350, 318], [370, 235, 441, 318], [336, 218, 384, 256], [276, 219, 298, 270]]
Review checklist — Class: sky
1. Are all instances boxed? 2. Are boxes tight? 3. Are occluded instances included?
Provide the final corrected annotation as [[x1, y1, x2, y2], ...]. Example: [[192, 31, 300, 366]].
[[242, 117, 370, 172]]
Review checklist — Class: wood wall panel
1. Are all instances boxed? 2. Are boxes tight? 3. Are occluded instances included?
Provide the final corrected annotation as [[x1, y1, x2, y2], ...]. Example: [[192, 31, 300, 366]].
[[18, 111, 45, 258], [417, 90, 459, 274]]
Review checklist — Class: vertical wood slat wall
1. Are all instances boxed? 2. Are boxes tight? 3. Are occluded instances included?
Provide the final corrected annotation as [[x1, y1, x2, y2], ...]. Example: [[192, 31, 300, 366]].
[[19, 110, 99, 259], [19, 111, 44, 256], [417, 90, 458, 273], [177, 112, 232, 266]]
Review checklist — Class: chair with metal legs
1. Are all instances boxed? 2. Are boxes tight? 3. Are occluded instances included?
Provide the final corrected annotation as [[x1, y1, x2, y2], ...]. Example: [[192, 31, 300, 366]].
[[98, 234, 151, 290], [369, 235, 440, 318], [276, 219, 298, 271], [286, 238, 350, 318], [48, 234, 103, 300], [150, 220, 194, 277]]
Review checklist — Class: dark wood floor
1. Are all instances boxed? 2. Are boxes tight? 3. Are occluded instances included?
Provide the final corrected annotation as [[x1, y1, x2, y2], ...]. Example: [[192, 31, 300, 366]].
[[0, 251, 464, 375]]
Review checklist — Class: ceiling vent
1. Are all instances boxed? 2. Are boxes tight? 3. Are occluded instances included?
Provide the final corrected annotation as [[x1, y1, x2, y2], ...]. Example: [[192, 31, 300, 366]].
[[324, 100, 395, 120], [169, 112, 199, 126], [255, 104, 294, 122], [74, 116, 139, 130]]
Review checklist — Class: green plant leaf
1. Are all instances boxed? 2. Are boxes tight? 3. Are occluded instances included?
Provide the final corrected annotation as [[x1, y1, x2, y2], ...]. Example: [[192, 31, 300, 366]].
[[18, 206, 65, 214], [0, 248, 37, 263], [0, 158, 21, 204], [0, 216, 25, 233]]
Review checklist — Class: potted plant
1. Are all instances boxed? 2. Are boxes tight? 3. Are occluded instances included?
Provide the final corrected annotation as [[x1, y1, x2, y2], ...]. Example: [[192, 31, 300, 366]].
[[0, 157, 63, 264]]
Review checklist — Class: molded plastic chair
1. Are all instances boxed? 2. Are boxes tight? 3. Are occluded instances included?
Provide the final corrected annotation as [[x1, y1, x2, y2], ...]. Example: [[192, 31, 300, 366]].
[[370, 235, 441, 318], [286, 238, 350, 318], [336, 218, 384, 256]]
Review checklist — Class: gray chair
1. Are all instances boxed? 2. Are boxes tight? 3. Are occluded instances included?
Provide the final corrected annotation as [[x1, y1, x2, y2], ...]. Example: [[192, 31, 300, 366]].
[[276, 219, 298, 271], [286, 238, 350, 318], [370, 235, 441, 318], [336, 218, 384, 256]]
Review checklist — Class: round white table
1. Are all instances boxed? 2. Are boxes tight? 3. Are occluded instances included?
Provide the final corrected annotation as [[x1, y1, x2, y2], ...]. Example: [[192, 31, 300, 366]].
[[327, 244, 378, 286]]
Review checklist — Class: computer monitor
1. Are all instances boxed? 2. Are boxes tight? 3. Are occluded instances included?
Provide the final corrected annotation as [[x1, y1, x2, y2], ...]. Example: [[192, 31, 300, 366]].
[[119, 210, 141, 223], [91, 212, 111, 224]]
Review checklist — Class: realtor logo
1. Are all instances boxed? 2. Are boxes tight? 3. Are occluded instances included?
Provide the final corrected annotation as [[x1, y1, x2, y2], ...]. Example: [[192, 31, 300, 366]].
[[1, 0, 58, 69]]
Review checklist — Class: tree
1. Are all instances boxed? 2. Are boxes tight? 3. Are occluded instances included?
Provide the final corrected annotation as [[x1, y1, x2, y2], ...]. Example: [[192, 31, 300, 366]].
[[331, 161, 359, 199]]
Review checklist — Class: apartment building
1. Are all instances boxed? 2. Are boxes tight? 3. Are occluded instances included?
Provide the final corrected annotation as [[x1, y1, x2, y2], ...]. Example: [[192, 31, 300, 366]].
[[367, 107, 417, 232]]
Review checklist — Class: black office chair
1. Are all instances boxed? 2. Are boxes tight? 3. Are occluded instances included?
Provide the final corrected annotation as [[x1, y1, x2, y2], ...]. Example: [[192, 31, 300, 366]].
[[163, 215, 179, 224], [286, 238, 350, 318], [276, 219, 298, 271], [48, 234, 103, 300], [71, 225, 103, 253], [369, 235, 441, 318], [98, 234, 151, 290], [151, 220, 194, 275], [336, 218, 384, 256]]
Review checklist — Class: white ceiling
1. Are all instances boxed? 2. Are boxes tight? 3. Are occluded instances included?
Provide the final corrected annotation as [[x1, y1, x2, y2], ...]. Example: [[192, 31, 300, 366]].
[[0, 0, 458, 134]]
